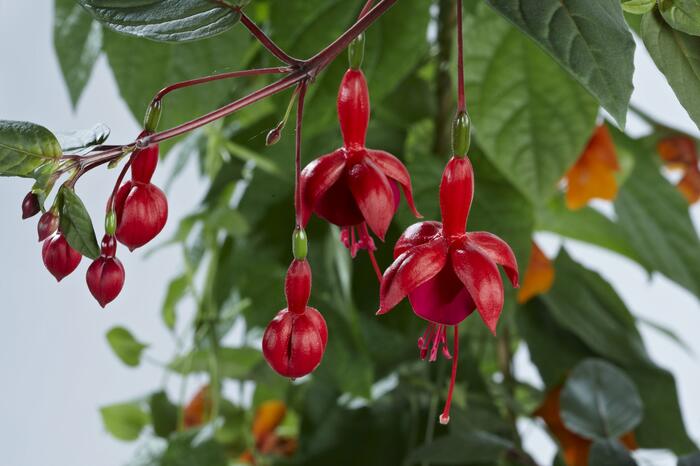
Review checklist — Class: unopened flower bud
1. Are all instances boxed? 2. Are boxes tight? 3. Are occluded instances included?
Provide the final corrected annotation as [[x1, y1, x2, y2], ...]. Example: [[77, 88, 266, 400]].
[[21, 192, 40, 219]]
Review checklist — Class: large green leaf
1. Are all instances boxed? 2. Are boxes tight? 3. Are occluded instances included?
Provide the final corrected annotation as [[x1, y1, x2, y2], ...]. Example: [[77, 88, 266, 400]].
[[78, 0, 245, 42], [560, 358, 643, 439], [589, 439, 638, 465], [169, 346, 263, 379], [537, 196, 644, 265], [641, 9, 700, 130], [463, 5, 598, 202], [485, 0, 635, 126], [54, 0, 103, 106], [100, 401, 149, 441], [0, 121, 62, 178], [615, 145, 700, 299], [659, 0, 700, 36], [409, 431, 513, 464], [58, 186, 100, 259], [622, 0, 656, 14], [106, 326, 148, 367]]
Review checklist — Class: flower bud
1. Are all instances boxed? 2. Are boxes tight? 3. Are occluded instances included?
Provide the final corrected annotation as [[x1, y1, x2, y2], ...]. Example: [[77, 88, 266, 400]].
[[262, 307, 327, 379], [115, 180, 168, 251], [86, 255, 125, 307], [266, 125, 283, 146], [37, 210, 59, 242], [348, 34, 365, 70], [42, 233, 82, 282], [452, 111, 471, 157], [131, 132, 159, 184], [143, 100, 162, 134], [292, 227, 308, 260], [22, 192, 40, 219]]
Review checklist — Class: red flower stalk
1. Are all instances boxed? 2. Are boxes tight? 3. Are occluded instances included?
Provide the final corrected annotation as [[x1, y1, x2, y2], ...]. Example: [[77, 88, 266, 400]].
[[86, 235, 125, 308], [301, 68, 420, 255], [377, 156, 519, 424], [114, 180, 168, 251], [263, 259, 327, 379], [42, 233, 82, 282]]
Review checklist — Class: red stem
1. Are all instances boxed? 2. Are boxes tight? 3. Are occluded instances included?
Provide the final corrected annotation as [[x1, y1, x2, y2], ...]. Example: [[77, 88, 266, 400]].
[[152, 67, 290, 103], [358, 0, 376, 19], [107, 159, 133, 212], [238, 11, 302, 65], [368, 249, 383, 283], [456, 0, 465, 113], [294, 82, 308, 227], [439, 325, 459, 425]]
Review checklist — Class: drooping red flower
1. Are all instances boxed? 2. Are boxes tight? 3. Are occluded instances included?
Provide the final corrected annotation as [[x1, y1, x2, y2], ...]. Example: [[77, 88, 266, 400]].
[[86, 235, 125, 308], [377, 156, 519, 424], [114, 180, 168, 251], [301, 68, 421, 256], [262, 259, 328, 379], [42, 233, 82, 282]]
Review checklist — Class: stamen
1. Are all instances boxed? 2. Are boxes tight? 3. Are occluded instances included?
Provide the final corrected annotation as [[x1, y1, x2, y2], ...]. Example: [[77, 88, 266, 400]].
[[439, 325, 459, 425], [418, 324, 435, 360]]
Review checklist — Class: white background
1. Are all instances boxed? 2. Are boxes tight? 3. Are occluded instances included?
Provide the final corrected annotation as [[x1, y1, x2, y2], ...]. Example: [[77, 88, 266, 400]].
[[0, 1, 698, 465]]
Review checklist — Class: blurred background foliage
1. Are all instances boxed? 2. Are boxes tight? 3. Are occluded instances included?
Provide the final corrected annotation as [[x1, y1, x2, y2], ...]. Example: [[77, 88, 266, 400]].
[[47, 0, 700, 465]]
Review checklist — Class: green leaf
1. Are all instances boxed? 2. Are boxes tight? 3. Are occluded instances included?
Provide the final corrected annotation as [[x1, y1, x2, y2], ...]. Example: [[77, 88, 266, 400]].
[[100, 401, 149, 441], [57, 186, 100, 259], [54, 0, 102, 106], [560, 358, 643, 439], [149, 391, 178, 439], [56, 123, 110, 153], [615, 145, 700, 299], [537, 196, 644, 265], [622, 0, 656, 14], [162, 274, 189, 330], [106, 326, 148, 367], [160, 429, 228, 466], [78, 0, 244, 42], [589, 439, 638, 465], [641, 9, 700, 130], [409, 431, 513, 464], [169, 347, 263, 379], [0, 121, 62, 177], [659, 0, 700, 35], [485, 0, 635, 126], [463, 5, 598, 202]]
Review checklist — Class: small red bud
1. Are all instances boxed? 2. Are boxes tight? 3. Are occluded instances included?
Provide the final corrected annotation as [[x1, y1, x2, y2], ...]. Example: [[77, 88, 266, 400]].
[[262, 307, 327, 379], [42, 234, 82, 282], [101, 234, 117, 257], [114, 180, 168, 251], [37, 210, 59, 242], [86, 255, 125, 308], [22, 192, 40, 219], [266, 125, 283, 146], [131, 132, 159, 184], [285, 259, 312, 314]]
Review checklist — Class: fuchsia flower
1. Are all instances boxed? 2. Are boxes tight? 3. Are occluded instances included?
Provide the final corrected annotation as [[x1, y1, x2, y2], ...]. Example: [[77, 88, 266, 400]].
[[377, 155, 519, 423], [301, 68, 421, 256]]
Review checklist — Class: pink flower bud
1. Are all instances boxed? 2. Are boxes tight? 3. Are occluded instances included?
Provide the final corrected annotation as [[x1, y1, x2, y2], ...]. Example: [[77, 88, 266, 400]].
[[37, 211, 59, 242], [114, 180, 168, 251], [86, 255, 125, 308], [42, 234, 81, 282], [22, 192, 40, 219]]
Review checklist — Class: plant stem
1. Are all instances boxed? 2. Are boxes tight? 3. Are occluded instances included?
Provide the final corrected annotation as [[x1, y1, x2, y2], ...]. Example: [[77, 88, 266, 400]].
[[432, 0, 457, 157], [455, 0, 465, 113], [367, 249, 383, 283], [358, 0, 376, 18], [295, 82, 308, 227]]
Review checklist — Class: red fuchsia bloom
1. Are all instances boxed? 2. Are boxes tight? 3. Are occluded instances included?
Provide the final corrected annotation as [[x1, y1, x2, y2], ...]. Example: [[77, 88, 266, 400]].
[[377, 156, 519, 424], [114, 180, 168, 251], [263, 259, 328, 379], [86, 235, 125, 308], [300, 68, 421, 256], [42, 233, 82, 282], [37, 210, 59, 241]]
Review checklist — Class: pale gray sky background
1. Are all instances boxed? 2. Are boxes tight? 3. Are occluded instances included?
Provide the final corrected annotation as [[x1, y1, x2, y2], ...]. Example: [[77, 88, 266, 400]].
[[0, 2, 698, 466]]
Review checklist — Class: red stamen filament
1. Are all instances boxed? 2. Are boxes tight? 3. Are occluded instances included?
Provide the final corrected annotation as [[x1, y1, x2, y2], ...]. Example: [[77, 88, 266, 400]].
[[439, 325, 459, 425]]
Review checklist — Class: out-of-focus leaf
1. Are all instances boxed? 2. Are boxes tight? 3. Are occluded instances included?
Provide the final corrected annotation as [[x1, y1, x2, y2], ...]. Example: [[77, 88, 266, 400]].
[[463, 4, 598, 202], [659, 0, 700, 36], [160, 428, 228, 466], [106, 326, 148, 367], [58, 186, 100, 259], [54, 0, 103, 106], [169, 347, 263, 380], [589, 439, 638, 465], [149, 391, 178, 439], [679, 452, 700, 465], [485, 0, 635, 126], [408, 431, 513, 464], [642, 10, 700, 130], [622, 0, 656, 14], [100, 401, 149, 441], [162, 274, 189, 330], [560, 358, 643, 439]]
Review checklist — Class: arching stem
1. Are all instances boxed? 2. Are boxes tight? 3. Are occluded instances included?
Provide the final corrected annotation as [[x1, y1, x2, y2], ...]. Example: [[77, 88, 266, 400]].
[[295, 82, 309, 227], [456, 0, 465, 113]]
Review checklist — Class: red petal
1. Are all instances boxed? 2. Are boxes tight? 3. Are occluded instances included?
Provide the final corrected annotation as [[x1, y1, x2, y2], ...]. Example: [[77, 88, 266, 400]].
[[467, 232, 519, 287], [300, 150, 347, 226], [285, 259, 312, 314], [367, 149, 422, 218], [440, 156, 474, 237], [338, 69, 369, 148], [347, 158, 395, 240], [378, 238, 449, 315], [394, 221, 443, 258], [451, 243, 504, 335]]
